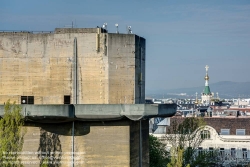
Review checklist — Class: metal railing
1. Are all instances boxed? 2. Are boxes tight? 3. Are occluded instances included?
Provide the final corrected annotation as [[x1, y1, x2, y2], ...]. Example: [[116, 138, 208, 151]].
[[0, 30, 53, 34]]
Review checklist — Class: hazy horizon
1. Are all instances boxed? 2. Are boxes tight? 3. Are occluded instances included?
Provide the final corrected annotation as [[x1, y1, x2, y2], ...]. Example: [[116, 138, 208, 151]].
[[1, 0, 250, 90], [147, 80, 250, 91]]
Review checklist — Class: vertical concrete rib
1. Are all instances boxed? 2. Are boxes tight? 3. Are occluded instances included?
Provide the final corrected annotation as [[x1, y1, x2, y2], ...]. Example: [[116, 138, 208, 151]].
[[107, 34, 109, 104], [73, 37, 78, 104]]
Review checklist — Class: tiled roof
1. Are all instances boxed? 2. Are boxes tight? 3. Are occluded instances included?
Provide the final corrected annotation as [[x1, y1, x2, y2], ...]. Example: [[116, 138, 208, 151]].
[[168, 117, 250, 135]]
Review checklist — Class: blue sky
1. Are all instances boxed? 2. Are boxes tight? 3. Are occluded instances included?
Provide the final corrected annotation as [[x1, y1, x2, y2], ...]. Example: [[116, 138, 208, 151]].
[[1, 0, 250, 91]]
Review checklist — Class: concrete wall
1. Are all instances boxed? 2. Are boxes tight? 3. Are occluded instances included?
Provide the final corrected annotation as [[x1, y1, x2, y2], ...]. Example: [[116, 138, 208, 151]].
[[130, 120, 149, 166], [107, 34, 145, 104], [0, 31, 76, 104], [19, 120, 149, 167], [134, 35, 145, 104], [0, 29, 145, 104]]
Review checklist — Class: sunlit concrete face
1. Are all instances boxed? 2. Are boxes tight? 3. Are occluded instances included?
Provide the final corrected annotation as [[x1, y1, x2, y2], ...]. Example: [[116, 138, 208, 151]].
[[0, 28, 145, 105], [21, 121, 131, 167]]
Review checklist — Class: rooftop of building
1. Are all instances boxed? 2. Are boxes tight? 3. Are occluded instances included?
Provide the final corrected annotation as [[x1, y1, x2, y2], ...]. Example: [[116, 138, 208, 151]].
[[167, 117, 250, 135], [0, 27, 107, 34]]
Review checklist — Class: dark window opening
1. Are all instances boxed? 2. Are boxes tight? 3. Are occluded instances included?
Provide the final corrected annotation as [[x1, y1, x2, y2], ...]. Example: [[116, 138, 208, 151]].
[[201, 130, 211, 139], [198, 147, 203, 156], [220, 148, 225, 160], [242, 148, 247, 159], [231, 148, 236, 159], [209, 147, 214, 157], [64, 95, 71, 104], [21, 96, 34, 104]]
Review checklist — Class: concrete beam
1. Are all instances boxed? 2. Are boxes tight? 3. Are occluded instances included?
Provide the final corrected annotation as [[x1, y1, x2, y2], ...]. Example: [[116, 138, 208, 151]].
[[0, 104, 176, 123]]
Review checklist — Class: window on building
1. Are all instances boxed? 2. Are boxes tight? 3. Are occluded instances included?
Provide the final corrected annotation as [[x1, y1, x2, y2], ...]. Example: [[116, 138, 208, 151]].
[[236, 129, 245, 135], [209, 147, 214, 157], [231, 148, 236, 159], [242, 148, 247, 159], [21, 96, 34, 104], [201, 130, 211, 139], [220, 148, 225, 160], [220, 129, 230, 135], [64, 95, 71, 104], [198, 147, 203, 156]]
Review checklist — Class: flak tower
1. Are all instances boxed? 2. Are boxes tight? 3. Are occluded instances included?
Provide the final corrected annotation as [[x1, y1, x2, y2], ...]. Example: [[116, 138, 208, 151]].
[[201, 65, 213, 106]]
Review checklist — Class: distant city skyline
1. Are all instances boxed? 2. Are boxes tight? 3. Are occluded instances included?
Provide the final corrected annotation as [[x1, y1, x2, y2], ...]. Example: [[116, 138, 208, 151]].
[[1, 0, 250, 90]]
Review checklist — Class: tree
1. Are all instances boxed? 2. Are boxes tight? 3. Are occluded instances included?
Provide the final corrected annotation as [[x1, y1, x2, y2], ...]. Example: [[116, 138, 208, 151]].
[[41, 157, 49, 167], [149, 134, 169, 167], [166, 117, 206, 150], [165, 117, 218, 167], [167, 147, 186, 167], [0, 100, 25, 167]]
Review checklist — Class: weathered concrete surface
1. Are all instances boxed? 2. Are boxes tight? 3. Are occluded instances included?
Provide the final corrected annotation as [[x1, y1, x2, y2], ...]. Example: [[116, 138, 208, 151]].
[[0, 29, 145, 105], [11, 120, 151, 167], [107, 34, 145, 104], [130, 120, 149, 167], [21, 121, 131, 167]]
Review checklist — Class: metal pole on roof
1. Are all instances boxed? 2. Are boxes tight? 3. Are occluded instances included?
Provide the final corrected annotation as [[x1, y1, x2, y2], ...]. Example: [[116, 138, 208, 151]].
[[72, 37, 77, 167], [139, 120, 142, 167], [72, 121, 75, 167]]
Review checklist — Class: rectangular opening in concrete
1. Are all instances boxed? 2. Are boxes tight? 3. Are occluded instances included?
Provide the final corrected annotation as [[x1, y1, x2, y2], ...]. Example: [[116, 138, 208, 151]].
[[64, 95, 70, 104], [21, 96, 34, 104]]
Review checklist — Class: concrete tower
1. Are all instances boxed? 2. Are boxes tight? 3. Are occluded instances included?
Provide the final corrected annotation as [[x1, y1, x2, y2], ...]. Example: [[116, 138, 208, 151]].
[[0, 27, 178, 167], [201, 65, 213, 105]]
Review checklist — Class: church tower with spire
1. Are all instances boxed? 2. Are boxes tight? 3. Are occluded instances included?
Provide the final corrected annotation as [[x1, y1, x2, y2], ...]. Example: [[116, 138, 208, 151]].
[[201, 65, 213, 105]]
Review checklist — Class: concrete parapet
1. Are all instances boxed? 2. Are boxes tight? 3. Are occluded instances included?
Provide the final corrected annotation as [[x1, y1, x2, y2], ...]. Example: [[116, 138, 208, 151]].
[[55, 28, 107, 34]]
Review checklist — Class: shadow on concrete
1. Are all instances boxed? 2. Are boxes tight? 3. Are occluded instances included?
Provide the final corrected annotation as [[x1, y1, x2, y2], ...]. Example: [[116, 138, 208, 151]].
[[74, 122, 90, 136], [34, 122, 90, 136], [37, 128, 62, 167]]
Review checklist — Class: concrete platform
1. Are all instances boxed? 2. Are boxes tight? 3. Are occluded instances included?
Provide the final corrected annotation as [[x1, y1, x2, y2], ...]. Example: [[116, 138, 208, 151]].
[[0, 103, 177, 123]]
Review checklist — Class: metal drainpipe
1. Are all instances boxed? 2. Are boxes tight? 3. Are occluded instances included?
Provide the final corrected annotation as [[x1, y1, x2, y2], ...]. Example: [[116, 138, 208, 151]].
[[139, 119, 142, 167], [72, 121, 75, 167], [72, 37, 77, 167]]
